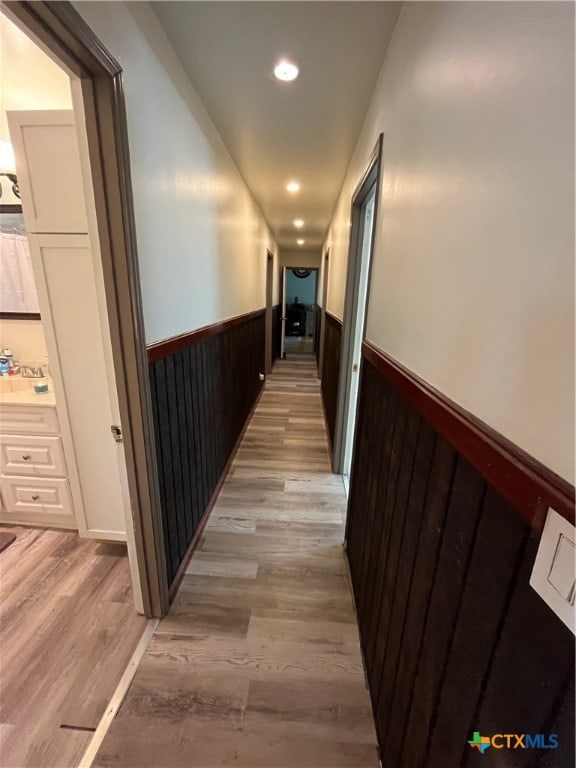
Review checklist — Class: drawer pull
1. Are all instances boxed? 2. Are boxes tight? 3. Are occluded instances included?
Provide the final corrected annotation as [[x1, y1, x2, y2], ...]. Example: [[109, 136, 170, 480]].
[[31, 494, 40, 501], [22, 454, 31, 461]]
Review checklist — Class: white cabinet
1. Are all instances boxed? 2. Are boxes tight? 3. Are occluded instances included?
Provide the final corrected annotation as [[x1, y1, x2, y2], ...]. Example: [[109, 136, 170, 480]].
[[0, 405, 75, 528], [1, 477, 73, 524], [27, 233, 128, 539], [7, 111, 88, 234], [7, 110, 128, 541], [0, 434, 67, 477], [0, 404, 60, 435]]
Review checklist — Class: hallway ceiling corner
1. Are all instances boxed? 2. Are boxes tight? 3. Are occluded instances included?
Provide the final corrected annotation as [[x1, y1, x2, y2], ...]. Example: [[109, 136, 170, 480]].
[[150, 1, 401, 250]]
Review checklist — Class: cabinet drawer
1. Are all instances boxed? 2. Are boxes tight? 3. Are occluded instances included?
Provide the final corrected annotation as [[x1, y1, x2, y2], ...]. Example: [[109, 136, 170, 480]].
[[0, 434, 67, 477], [0, 405, 59, 435], [0, 475, 74, 527]]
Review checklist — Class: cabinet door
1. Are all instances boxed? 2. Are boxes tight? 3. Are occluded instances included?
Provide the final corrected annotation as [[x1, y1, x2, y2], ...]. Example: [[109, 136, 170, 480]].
[[7, 110, 88, 234], [28, 233, 128, 539]]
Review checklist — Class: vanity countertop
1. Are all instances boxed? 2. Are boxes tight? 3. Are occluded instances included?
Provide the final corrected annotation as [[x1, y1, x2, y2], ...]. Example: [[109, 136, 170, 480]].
[[0, 377, 57, 408]]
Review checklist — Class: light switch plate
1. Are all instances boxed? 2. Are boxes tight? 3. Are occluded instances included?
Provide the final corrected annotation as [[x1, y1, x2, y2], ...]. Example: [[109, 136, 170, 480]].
[[530, 508, 575, 634]]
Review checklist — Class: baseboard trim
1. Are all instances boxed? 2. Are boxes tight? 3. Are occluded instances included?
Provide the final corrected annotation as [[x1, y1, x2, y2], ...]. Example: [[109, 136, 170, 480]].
[[166, 382, 265, 602]]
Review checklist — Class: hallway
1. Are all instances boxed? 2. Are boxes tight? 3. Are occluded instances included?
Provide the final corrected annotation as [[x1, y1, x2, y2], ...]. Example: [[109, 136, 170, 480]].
[[95, 359, 378, 767], [1, 4, 573, 766]]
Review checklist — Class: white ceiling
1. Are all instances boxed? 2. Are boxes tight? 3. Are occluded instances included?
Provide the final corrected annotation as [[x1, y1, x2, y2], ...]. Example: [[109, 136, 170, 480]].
[[151, 1, 401, 251]]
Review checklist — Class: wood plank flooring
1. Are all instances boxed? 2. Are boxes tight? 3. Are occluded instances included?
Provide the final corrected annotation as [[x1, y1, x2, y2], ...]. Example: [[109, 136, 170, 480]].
[[0, 527, 147, 768], [284, 336, 314, 355], [95, 358, 378, 767]]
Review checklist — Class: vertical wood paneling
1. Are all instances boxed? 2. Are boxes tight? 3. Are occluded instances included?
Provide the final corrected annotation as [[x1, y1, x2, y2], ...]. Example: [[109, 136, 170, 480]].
[[346, 364, 392, 600], [272, 305, 280, 364], [149, 313, 265, 589], [314, 304, 321, 361], [465, 534, 575, 768], [425, 488, 528, 766], [363, 396, 410, 663], [373, 418, 436, 737], [537, 671, 574, 768], [381, 435, 457, 766], [400, 458, 487, 767], [320, 313, 342, 454], [368, 407, 420, 703], [346, 353, 575, 768], [357, 386, 401, 637]]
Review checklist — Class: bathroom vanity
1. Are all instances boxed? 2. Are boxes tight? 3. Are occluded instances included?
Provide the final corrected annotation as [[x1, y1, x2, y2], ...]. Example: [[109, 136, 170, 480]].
[[0, 109, 132, 542], [0, 378, 75, 528]]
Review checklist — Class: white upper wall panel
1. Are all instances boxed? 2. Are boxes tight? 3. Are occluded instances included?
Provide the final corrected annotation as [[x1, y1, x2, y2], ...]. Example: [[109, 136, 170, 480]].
[[73, 1, 278, 343], [324, 1, 574, 482], [0, 14, 72, 143]]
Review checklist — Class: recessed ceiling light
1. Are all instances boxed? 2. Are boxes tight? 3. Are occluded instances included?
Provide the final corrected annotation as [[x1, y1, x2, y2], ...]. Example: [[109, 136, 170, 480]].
[[286, 181, 300, 193], [297, 239, 305, 246], [293, 219, 304, 228], [274, 59, 299, 82]]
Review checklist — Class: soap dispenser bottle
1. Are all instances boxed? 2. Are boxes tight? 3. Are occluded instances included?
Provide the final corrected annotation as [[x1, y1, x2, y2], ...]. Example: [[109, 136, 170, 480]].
[[3, 349, 14, 373]]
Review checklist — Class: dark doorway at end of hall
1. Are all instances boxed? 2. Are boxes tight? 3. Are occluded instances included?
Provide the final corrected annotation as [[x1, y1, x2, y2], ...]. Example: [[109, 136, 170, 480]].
[[283, 267, 318, 358]]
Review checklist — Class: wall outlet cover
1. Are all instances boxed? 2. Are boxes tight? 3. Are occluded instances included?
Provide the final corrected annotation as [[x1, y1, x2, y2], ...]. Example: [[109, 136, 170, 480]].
[[530, 508, 575, 634]]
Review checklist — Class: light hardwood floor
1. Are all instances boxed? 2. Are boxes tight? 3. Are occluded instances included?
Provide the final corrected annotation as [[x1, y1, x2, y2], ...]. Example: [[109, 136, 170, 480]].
[[284, 336, 314, 356], [95, 358, 378, 768], [0, 527, 147, 768]]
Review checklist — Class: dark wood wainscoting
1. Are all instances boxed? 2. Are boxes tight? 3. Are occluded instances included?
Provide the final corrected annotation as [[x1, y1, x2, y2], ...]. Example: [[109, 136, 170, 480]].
[[346, 344, 575, 768], [314, 304, 321, 361], [272, 304, 281, 364], [320, 312, 342, 455], [148, 310, 265, 590]]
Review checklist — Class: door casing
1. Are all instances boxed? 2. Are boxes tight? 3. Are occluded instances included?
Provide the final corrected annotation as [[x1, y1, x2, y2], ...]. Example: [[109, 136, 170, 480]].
[[283, 266, 319, 356], [318, 248, 330, 376], [332, 135, 383, 476], [265, 250, 274, 374], [280, 266, 287, 359], [3, 1, 169, 617]]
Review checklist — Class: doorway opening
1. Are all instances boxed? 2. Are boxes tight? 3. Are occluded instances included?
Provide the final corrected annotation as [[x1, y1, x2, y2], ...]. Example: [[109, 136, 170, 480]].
[[0, 11, 158, 765], [332, 136, 383, 489], [280, 266, 319, 358], [318, 248, 330, 372], [264, 250, 274, 374], [1, 1, 167, 619]]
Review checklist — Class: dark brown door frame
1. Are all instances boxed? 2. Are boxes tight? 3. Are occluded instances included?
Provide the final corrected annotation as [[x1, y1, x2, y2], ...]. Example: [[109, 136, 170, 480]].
[[332, 135, 383, 475], [264, 250, 274, 374], [283, 266, 319, 356], [4, 1, 169, 617], [318, 248, 330, 376]]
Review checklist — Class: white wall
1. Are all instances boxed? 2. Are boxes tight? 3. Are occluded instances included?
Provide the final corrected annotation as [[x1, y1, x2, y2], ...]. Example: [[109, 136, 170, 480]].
[[0, 14, 70, 361], [73, 2, 277, 344], [280, 251, 321, 268], [0, 319, 47, 361], [285, 270, 317, 307], [324, 2, 574, 482], [0, 14, 72, 143]]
